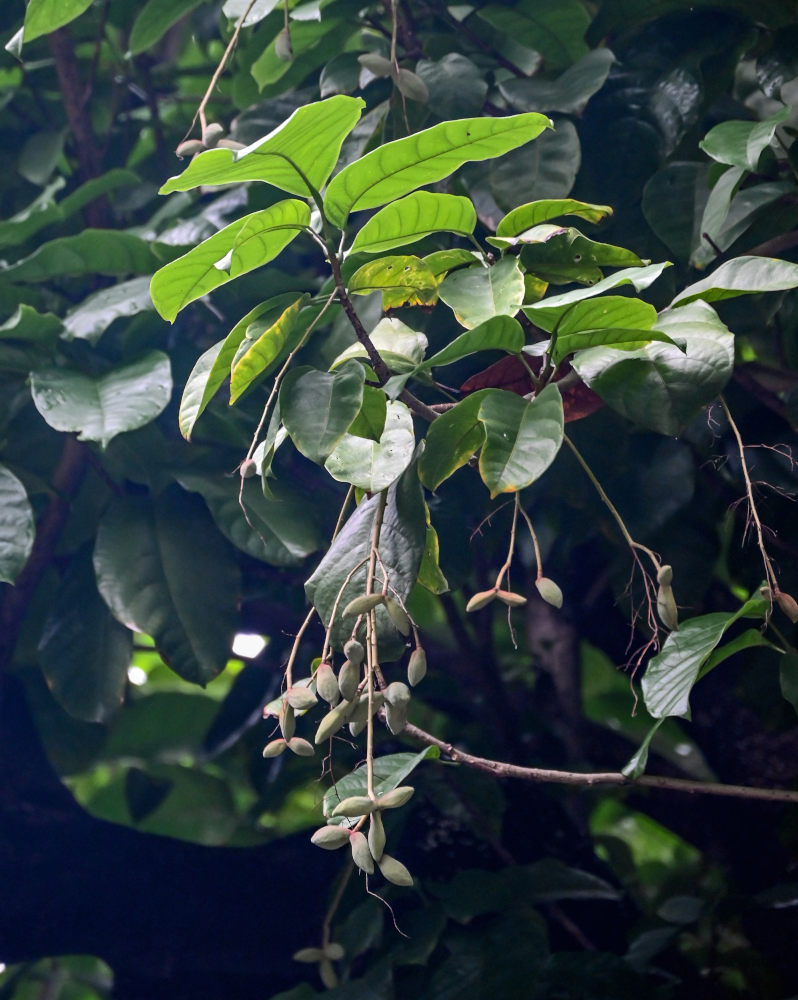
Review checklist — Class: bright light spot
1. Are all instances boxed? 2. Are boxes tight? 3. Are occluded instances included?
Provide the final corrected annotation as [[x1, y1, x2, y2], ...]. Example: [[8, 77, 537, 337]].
[[0, 963, 6, 974], [674, 742, 693, 757], [232, 633, 267, 659], [127, 665, 148, 686]]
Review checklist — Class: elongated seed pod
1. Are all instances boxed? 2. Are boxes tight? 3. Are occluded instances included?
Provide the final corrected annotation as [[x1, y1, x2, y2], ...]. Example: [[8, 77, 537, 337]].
[[279, 702, 296, 740], [657, 583, 679, 631], [657, 564, 673, 586], [338, 659, 360, 701], [776, 590, 798, 623], [376, 785, 414, 809], [262, 739, 287, 758], [407, 647, 427, 686], [535, 577, 563, 609], [385, 596, 411, 636], [496, 589, 527, 607], [466, 589, 497, 612], [332, 795, 377, 818], [315, 662, 340, 705], [368, 811, 386, 860], [385, 702, 407, 735], [314, 702, 351, 743], [349, 831, 374, 873], [293, 947, 324, 963], [311, 825, 350, 849], [288, 737, 314, 757], [384, 681, 411, 707], [377, 853, 413, 886], [343, 593, 385, 617], [286, 685, 317, 711]]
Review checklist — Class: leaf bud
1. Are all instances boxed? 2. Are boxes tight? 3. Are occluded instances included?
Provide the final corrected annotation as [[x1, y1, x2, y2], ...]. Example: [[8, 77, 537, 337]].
[[375, 785, 414, 810], [288, 737, 315, 757], [465, 589, 497, 612], [275, 26, 293, 62], [239, 459, 257, 479], [286, 685, 317, 711], [293, 947, 324, 963], [385, 596, 411, 635], [343, 593, 385, 617], [279, 701, 295, 740], [201, 122, 225, 147], [262, 738, 287, 758], [368, 810, 386, 861], [310, 825, 350, 850], [338, 659, 360, 701], [384, 681, 411, 707], [775, 589, 798, 623], [315, 662, 340, 705], [535, 577, 563, 608], [349, 830, 374, 873], [495, 589, 527, 608], [344, 639, 365, 665], [377, 853, 414, 886], [332, 795, 376, 818], [407, 647, 427, 686]]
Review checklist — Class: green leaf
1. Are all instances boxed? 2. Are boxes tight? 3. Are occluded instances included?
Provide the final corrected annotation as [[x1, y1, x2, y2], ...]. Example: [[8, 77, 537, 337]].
[[517, 226, 646, 284], [780, 652, 798, 714], [571, 301, 733, 435], [418, 518, 449, 594], [322, 748, 439, 817], [438, 257, 525, 329], [415, 54, 488, 119], [324, 400, 415, 492], [423, 249, 480, 277], [0, 463, 34, 584], [129, 0, 206, 54], [0, 304, 63, 342], [280, 360, 365, 463], [499, 49, 615, 115], [478, 384, 564, 497], [488, 119, 581, 209], [418, 390, 489, 491], [150, 201, 310, 322], [423, 315, 525, 369], [622, 718, 666, 779], [230, 293, 309, 402], [476, 0, 590, 69], [331, 317, 428, 372], [349, 192, 476, 255], [159, 96, 364, 197], [550, 327, 676, 365], [692, 176, 789, 270], [306, 457, 426, 649], [63, 277, 154, 344], [93, 489, 240, 685], [178, 474, 320, 567], [23, 0, 93, 42], [347, 385, 387, 442], [496, 198, 613, 237], [250, 17, 349, 91], [641, 163, 709, 265], [524, 262, 670, 320], [698, 107, 791, 172], [38, 554, 131, 723], [222, 0, 279, 26], [324, 112, 551, 228], [348, 255, 439, 309], [30, 350, 173, 449], [526, 294, 657, 335], [671, 255, 798, 306], [1, 230, 160, 282]]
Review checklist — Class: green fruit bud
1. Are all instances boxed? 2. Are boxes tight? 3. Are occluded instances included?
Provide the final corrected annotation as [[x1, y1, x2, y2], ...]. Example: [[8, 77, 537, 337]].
[[286, 685, 317, 711], [293, 947, 324, 963], [377, 853, 414, 886], [332, 795, 376, 818], [202, 122, 225, 147], [344, 639, 365, 665], [275, 26, 293, 62], [343, 593, 385, 617], [776, 589, 798, 623], [395, 68, 429, 103], [407, 647, 427, 686], [175, 139, 205, 157], [279, 702, 295, 740], [310, 825, 350, 850], [466, 589, 497, 612], [384, 681, 411, 707], [338, 659, 360, 701], [315, 662, 340, 705], [349, 830, 374, 873], [657, 564, 673, 586], [288, 737, 314, 757], [368, 811, 386, 861], [385, 701, 407, 735], [216, 137, 246, 150], [385, 596, 411, 636], [314, 702, 350, 743], [496, 589, 527, 607], [535, 577, 563, 608], [376, 785, 414, 810], [349, 718, 366, 737], [262, 738, 286, 758]]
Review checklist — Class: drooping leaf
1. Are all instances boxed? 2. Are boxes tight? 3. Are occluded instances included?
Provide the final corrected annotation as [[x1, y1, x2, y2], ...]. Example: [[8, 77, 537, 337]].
[[0, 463, 34, 584], [438, 257, 525, 329], [305, 457, 426, 649], [159, 96, 364, 197], [496, 198, 613, 237], [331, 317, 428, 372], [38, 554, 131, 723], [63, 277, 154, 343], [150, 201, 310, 322], [129, 0, 207, 54], [698, 106, 791, 172], [1, 230, 161, 282], [348, 255, 439, 309], [324, 400, 415, 492], [280, 360, 365, 463], [30, 351, 173, 449], [523, 262, 671, 321], [93, 489, 240, 685], [23, 0, 93, 43], [349, 192, 477, 255], [323, 112, 551, 228], [571, 301, 733, 435], [478, 384, 564, 497], [419, 390, 489, 491], [671, 255, 798, 306], [499, 49, 615, 115], [422, 315, 525, 369]]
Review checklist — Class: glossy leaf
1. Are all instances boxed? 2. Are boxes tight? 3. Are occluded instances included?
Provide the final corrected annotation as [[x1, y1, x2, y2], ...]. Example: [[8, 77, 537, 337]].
[[496, 198, 613, 238], [528, 295, 657, 335], [324, 401, 415, 492], [347, 386, 387, 442], [423, 315, 525, 369], [551, 327, 676, 365], [438, 257, 525, 329], [671, 255, 798, 306], [331, 317, 428, 372], [230, 293, 309, 402], [280, 361, 365, 463], [2, 230, 160, 282], [160, 96, 364, 197], [0, 304, 62, 343], [500, 49, 615, 115], [150, 201, 310, 322], [23, 0, 93, 42], [419, 390, 489, 491], [129, 0, 206, 54], [324, 112, 551, 227], [63, 277, 154, 344], [478, 384, 564, 497], [30, 351, 173, 448], [350, 192, 476, 254], [699, 107, 791, 172], [93, 489, 239, 685], [0, 464, 34, 584], [571, 301, 733, 435]]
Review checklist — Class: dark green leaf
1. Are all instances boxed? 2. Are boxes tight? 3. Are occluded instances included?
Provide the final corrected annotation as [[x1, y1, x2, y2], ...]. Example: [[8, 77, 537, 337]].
[[415, 54, 488, 119], [0, 304, 63, 342], [280, 360, 365, 463], [1, 230, 160, 282], [518, 226, 646, 284], [324, 400, 416, 491], [476, 1, 590, 69], [488, 120, 581, 211], [0, 463, 34, 584], [347, 385, 387, 442], [524, 263, 670, 324], [63, 277, 154, 343], [527, 294, 657, 335], [419, 390, 489, 491], [780, 652, 798, 714], [423, 315, 525, 369], [500, 49, 615, 115], [129, 0, 206, 54], [438, 257, 525, 329]]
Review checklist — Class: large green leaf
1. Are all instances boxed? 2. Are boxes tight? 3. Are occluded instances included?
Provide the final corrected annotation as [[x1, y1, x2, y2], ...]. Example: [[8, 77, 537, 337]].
[[129, 0, 207, 54], [523, 262, 670, 320], [571, 301, 733, 435], [30, 351, 173, 448], [63, 277, 154, 344], [0, 464, 34, 584], [178, 474, 320, 567], [331, 317, 428, 372], [496, 198, 613, 238], [230, 293, 309, 402], [23, 0, 93, 42], [475, 0, 590, 69], [551, 327, 677, 365], [0, 304, 62, 343], [418, 390, 489, 491], [150, 201, 310, 322], [422, 315, 525, 369], [517, 226, 646, 283], [438, 257, 525, 329], [528, 295, 657, 335], [348, 255, 439, 309], [280, 360, 365, 463], [93, 489, 239, 685], [642, 163, 708, 265], [499, 49, 615, 115], [478, 384, 564, 497], [322, 748, 439, 817], [38, 554, 131, 723], [305, 457, 426, 649], [323, 112, 551, 228], [349, 192, 476, 255], [699, 107, 791, 172], [2, 230, 161, 282], [671, 255, 798, 306], [692, 175, 789, 270], [324, 400, 415, 492], [159, 96, 364, 197]]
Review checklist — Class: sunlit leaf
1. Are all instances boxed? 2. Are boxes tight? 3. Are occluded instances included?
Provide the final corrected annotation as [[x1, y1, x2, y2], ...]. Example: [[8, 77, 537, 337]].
[[699, 106, 791, 172], [350, 192, 476, 254], [324, 400, 415, 492], [348, 255, 439, 309], [496, 198, 613, 237], [438, 257, 525, 329], [230, 293, 309, 402], [671, 255, 798, 306]]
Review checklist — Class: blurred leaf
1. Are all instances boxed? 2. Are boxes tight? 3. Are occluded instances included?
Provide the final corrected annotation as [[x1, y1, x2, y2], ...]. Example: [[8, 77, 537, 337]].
[[0, 304, 62, 342], [500, 49, 615, 115], [222, 0, 280, 26], [488, 120, 581, 211], [350, 192, 476, 255], [280, 360, 365, 463], [322, 747, 439, 816], [438, 257, 525, 329], [780, 651, 798, 714], [17, 129, 67, 187], [0, 464, 34, 584], [699, 106, 792, 172], [325, 400, 415, 491], [23, 0, 93, 42], [1, 230, 160, 282], [475, 0, 590, 69], [415, 54, 488, 119], [129, 0, 207, 54], [642, 162, 708, 264], [63, 277, 154, 343]]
